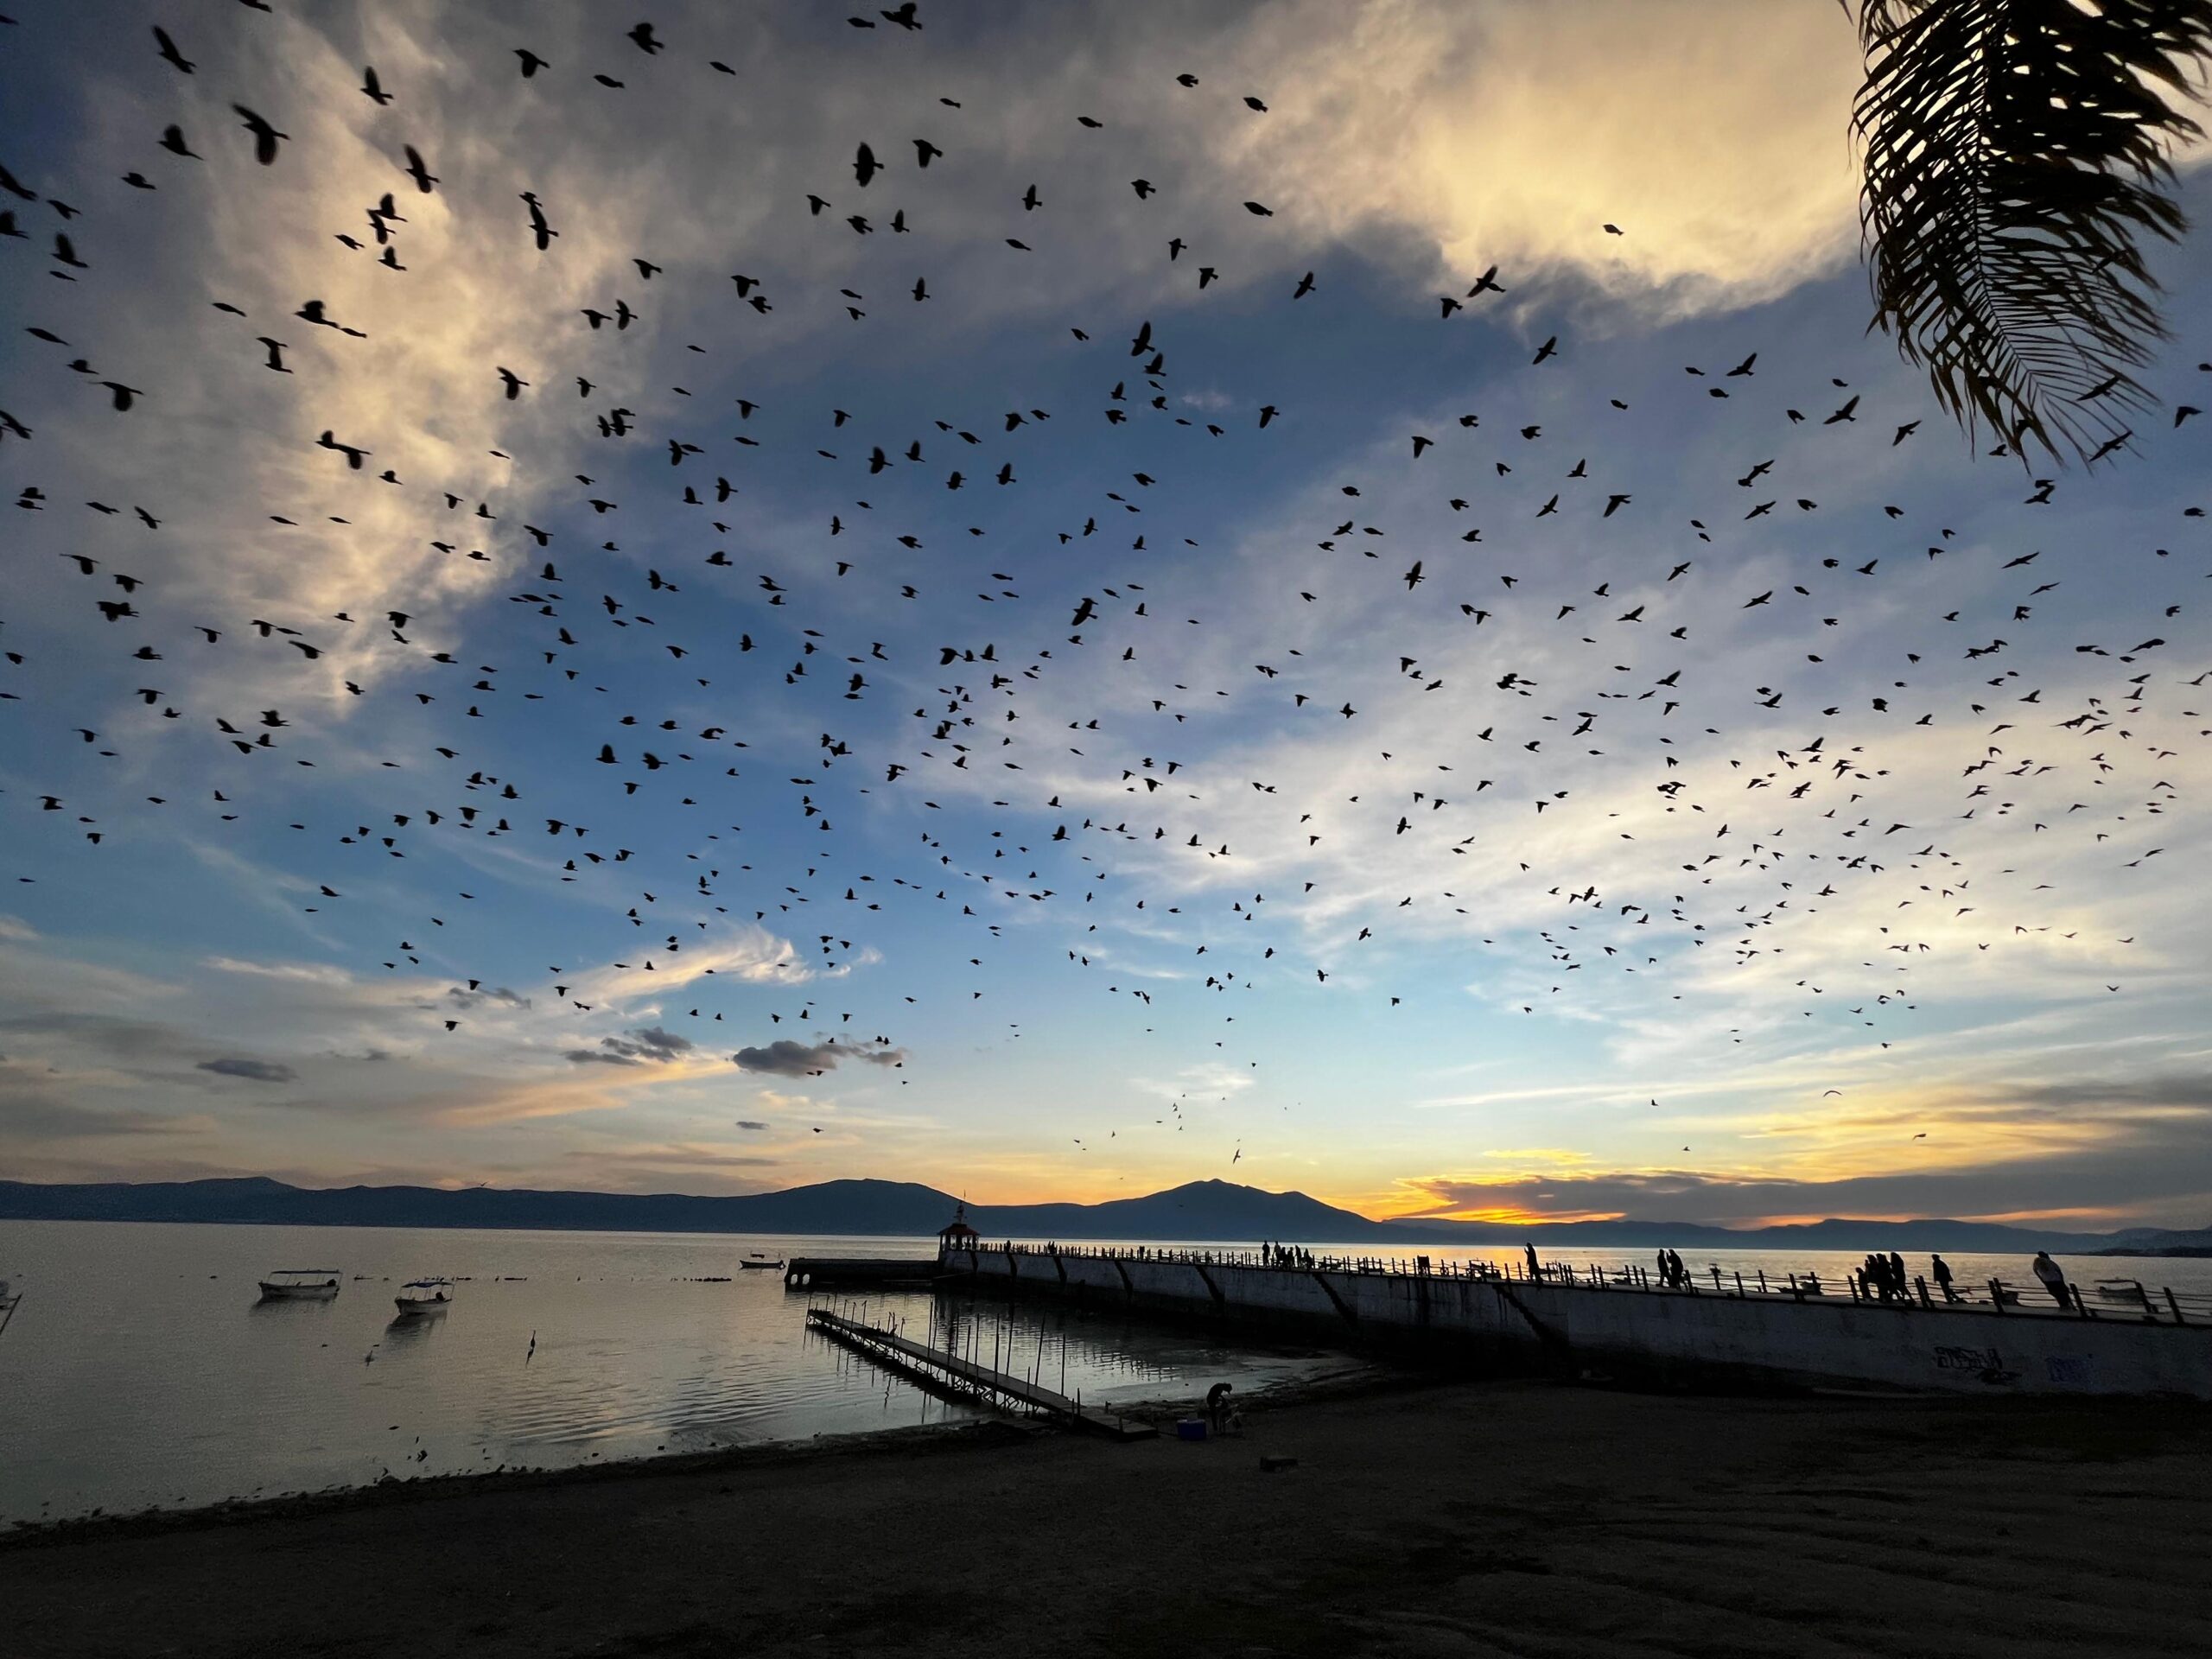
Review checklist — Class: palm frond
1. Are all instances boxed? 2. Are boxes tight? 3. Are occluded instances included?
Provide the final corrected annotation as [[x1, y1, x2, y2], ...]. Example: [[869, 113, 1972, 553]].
[[1853, 0, 2212, 462]]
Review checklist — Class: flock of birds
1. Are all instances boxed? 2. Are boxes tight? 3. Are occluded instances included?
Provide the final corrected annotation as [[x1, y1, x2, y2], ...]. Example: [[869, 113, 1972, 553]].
[[3, 3, 2208, 1176]]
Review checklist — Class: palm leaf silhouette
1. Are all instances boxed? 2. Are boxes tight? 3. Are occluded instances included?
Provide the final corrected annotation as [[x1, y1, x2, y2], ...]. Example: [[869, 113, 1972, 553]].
[[1853, 0, 2212, 463]]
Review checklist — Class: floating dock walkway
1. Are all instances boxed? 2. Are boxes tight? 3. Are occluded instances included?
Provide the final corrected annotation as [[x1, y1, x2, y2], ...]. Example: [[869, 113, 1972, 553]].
[[805, 1306, 1154, 1440]]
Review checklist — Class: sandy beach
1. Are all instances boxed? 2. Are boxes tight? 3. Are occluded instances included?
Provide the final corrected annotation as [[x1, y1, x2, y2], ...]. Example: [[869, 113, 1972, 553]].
[[7, 1377, 2209, 1658]]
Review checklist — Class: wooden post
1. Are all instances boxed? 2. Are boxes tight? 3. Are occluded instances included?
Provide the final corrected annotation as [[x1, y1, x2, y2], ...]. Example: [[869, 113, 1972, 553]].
[[1989, 1277, 2005, 1313], [2166, 1287, 2186, 1325]]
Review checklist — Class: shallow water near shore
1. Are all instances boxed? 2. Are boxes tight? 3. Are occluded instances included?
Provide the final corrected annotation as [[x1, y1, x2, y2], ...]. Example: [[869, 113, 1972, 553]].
[[0, 1220, 1349, 1524]]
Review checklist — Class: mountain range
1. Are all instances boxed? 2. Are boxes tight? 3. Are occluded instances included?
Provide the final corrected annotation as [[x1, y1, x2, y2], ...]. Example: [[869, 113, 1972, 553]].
[[2, 1175, 2205, 1255]]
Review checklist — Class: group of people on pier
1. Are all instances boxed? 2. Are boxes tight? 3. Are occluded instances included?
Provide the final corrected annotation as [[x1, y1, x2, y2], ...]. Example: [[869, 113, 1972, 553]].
[[1858, 1251, 1916, 1303], [976, 1237, 2094, 1315]]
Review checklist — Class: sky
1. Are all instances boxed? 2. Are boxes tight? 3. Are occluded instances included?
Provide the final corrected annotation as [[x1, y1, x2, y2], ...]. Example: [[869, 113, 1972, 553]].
[[3, 0, 2209, 1230]]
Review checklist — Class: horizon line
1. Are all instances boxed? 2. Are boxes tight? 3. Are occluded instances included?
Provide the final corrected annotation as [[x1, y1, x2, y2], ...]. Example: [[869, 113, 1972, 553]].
[[0, 1171, 2193, 1238]]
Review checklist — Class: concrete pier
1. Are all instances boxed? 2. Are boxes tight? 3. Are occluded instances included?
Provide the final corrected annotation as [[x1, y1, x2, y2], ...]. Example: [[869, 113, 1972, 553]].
[[933, 1245, 2212, 1401]]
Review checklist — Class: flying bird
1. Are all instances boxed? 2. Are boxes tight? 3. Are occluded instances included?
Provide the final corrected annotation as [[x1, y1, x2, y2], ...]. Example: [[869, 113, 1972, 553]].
[[232, 105, 289, 165], [152, 25, 194, 73]]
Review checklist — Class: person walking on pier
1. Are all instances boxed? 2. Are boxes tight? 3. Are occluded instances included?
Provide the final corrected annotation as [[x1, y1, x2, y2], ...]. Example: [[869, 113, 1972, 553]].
[[1931, 1254, 1958, 1302], [1524, 1243, 1541, 1281], [1666, 1249, 1688, 1290], [1888, 1252, 1909, 1303], [2031, 1251, 2073, 1312]]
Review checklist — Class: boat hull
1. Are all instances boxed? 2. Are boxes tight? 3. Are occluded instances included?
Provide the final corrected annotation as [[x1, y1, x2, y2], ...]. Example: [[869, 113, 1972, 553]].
[[258, 1282, 340, 1300]]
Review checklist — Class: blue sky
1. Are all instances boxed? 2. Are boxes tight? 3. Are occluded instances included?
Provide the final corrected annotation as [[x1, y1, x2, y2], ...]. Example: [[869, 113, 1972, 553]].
[[3, 0, 2209, 1227]]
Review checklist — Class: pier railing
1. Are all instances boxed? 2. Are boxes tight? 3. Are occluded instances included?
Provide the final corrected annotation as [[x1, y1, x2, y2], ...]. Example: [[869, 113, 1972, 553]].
[[954, 1243, 2212, 1327]]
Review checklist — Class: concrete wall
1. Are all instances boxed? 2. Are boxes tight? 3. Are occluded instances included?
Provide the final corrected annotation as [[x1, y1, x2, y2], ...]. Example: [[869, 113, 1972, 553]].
[[940, 1249, 2212, 1400]]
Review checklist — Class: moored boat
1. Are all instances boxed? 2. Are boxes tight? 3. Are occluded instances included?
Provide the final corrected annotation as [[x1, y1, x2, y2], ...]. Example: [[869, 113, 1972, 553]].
[[393, 1278, 453, 1316], [257, 1268, 341, 1300], [739, 1253, 784, 1271]]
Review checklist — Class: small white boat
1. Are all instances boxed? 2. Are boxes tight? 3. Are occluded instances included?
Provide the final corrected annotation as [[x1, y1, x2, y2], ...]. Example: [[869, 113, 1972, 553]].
[[738, 1253, 785, 1271], [393, 1278, 454, 1316], [257, 1268, 342, 1300]]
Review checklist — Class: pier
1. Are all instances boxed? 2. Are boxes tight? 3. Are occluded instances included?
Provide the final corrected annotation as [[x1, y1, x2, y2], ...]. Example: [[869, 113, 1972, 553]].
[[805, 1306, 1154, 1439], [918, 1244, 2212, 1401]]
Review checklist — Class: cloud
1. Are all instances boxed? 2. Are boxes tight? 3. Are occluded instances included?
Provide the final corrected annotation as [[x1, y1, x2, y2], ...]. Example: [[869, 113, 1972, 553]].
[[0, 1062, 207, 1142], [195, 1057, 298, 1084], [204, 957, 353, 985], [1220, 0, 1864, 319], [732, 1039, 906, 1078], [1397, 1072, 2212, 1226], [576, 925, 814, 1001], [446, 984, 531, 1010], [567, 1026, 696, 1067]]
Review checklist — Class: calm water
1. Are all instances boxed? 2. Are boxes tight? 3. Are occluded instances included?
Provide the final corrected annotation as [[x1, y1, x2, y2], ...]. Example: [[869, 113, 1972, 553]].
[[0, 1222, 1351, 1525], [5, 1224, 2203, 1526]]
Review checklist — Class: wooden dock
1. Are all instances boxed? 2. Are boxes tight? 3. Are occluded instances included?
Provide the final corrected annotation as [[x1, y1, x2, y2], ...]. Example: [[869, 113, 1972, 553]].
[[805, 1308, 1155, 1440]]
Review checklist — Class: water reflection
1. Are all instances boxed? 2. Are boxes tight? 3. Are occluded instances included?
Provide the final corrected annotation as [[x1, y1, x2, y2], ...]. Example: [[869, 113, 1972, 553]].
[[246, 1294, 340, 1321], [0, 1221, 1347, 1523]]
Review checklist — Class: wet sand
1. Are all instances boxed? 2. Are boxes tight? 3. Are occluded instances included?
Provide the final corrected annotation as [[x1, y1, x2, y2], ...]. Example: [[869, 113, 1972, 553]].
[[7, 1378, 2209, 1658]]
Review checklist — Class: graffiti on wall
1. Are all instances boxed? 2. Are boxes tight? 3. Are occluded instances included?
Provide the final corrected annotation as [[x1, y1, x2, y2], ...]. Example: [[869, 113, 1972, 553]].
[[1933, 1344, 2019, 1384]]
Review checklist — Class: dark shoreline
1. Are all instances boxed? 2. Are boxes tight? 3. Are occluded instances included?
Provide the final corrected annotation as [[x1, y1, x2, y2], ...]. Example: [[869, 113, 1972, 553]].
[[1, 1414, 1030, 1552], [10, 1377, 2212, 1659]]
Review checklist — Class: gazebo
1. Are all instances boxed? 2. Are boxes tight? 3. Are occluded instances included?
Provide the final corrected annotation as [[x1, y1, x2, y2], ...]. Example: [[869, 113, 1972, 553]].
[[938, 1199, 980, 1255]]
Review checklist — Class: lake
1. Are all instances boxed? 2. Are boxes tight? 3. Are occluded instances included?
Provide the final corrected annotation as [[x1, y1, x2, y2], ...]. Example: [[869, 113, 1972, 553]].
[[5, 1222, 2203, 1526], [0, 1221, 1351, 1525]]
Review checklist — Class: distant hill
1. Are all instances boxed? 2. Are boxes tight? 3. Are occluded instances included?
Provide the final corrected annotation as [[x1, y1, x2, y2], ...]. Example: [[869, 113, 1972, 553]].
[[0, 1175, 963, 1236], [0, 1174, 2186, 1255], [966, 1179, 1390, 1243], [2090, 1227, 2212, 1257]]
